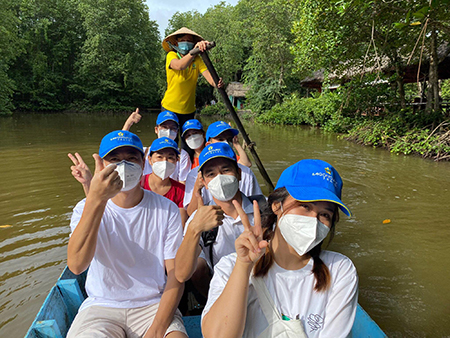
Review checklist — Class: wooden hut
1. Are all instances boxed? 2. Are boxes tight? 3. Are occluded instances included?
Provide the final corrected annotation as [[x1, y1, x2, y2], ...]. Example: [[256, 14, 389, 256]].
[[226, 82, 250, 109], [300, 43, 450, 92]]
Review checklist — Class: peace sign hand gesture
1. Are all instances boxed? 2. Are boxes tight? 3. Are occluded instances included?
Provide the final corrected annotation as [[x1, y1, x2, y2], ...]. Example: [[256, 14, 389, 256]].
[[233, 200, 268, 265], [68, 152, 93, 186]]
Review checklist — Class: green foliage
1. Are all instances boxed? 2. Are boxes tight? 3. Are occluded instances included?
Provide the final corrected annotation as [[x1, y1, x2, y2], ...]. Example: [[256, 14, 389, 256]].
[[238, 0, 302, 113], [345, 117, 450, 160], [9, 0, 86, 111], [3, 0, 163, 113], [256, 91, 341, 127], [199, 101, 229, 117], [76, 0, 163, 108], [0, 0, 22, 115], [442, 80, 450, 100]]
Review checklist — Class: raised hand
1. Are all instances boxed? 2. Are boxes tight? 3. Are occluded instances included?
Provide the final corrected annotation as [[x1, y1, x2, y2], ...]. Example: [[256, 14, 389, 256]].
[[194, 40, 210, 52], [68, 152, 93, 186], [233, 200, 268, 264], [190, 191, 224, 234], [122, 108, 141, 131], [217, 77, 224, 89], [87, 154, 122, 202]]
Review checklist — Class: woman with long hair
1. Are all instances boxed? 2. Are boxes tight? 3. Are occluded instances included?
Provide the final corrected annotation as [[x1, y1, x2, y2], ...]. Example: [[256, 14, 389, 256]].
[[201, 159, 358, 338]]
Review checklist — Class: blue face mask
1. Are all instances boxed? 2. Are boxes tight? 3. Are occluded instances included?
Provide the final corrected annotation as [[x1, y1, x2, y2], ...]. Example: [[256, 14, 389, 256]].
[[177, 41, 195, 55]]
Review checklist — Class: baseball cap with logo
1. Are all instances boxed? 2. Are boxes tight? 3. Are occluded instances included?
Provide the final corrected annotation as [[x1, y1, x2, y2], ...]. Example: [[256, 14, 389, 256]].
[[149, 137, 180, 155], [156, 110, 179, 126], [275, 159, 352, 217], [99, 130, 144, 158], [205, 121, 238, 141], [198, 142, 237, 171], [181, 119, 203, 137]]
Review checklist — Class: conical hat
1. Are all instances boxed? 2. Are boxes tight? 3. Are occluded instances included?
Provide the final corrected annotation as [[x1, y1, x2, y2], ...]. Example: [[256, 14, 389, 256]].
[[162, 27, 204, 52]]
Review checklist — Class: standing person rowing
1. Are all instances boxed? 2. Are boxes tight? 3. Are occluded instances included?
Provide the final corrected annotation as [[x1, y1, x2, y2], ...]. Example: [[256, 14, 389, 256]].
[[161, 27, 223, 152]]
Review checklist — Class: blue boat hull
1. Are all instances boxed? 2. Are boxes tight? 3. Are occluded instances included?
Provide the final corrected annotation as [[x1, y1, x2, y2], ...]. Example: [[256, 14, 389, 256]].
[[25, 267, 387, 338]]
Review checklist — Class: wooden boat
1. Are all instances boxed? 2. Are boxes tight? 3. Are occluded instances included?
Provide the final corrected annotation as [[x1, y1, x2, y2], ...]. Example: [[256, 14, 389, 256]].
[[25, 266, 387, 338]]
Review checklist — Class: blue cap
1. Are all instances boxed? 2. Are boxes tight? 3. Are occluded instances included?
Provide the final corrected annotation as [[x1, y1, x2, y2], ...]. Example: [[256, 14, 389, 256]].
[[205, 121, 239, 141], [181, 119, 203, 137], [275, 159, 352, 217], [149, 137, 180, 155], [198, 142, 237, 171], [156, 110, 179, 126], [99, 130, 144, 158]]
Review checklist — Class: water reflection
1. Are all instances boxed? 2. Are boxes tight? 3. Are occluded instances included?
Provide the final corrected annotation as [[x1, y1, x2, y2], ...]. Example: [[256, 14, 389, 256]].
[[1, 113, 450, 337]]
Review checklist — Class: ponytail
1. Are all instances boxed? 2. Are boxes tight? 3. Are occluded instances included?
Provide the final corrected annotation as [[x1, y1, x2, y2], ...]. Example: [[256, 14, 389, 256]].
[[253, 188, 339, 293]]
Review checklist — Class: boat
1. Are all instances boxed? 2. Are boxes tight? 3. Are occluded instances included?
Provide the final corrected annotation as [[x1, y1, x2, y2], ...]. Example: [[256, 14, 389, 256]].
[[25, 266, 387, 338]]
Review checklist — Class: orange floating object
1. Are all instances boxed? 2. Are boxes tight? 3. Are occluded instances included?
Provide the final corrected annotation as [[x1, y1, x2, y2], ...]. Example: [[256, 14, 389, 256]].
[[382, 219, 391, 224], [0, 225, 12, 228]]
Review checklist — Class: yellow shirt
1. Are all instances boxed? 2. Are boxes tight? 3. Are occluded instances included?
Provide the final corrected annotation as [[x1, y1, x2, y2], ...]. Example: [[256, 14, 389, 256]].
[[161, 51, 208, 115]]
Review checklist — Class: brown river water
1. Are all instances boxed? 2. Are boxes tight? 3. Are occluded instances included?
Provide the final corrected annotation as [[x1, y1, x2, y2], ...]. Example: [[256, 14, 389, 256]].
[[1, 112, 450, 337]]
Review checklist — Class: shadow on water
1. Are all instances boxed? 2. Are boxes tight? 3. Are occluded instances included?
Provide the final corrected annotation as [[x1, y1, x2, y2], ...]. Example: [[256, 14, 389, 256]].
[[1, 113, 450, 337]]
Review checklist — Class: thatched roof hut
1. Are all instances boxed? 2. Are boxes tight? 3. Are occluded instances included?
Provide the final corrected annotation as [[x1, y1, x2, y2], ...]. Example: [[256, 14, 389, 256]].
[[226, 82, 250, 98], [226, 82, 250, 109], [300, 43, 450, 90]]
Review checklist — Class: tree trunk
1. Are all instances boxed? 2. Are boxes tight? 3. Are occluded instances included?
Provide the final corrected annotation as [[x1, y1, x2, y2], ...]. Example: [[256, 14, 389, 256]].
[[426, 27, 440, 113], [394, 61, 406, 109]]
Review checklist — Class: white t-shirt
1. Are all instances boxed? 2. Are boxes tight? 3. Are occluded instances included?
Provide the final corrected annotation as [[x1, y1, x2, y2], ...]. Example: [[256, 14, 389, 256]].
[[70, 190, 183, 312], [203, 251, 358, 338], [184, 194, 254, 269], [183, 163, 263, 208], [143, 147, 191, 182]]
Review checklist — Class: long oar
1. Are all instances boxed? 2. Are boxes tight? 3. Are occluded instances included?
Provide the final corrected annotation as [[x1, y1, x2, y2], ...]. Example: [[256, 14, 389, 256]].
[[191, 42, 275, 191]]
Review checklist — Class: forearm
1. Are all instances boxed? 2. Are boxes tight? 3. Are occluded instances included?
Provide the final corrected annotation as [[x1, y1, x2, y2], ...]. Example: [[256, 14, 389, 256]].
[[170, 54, 195, 71], [186, 200, 197, 217], [174, 227, 202, 282], [67, 197, 106, 274], [202, 70, 216, 87], [179, 208, 188, 229], [202, 260, 253, 338], [122, 121, 132, 131], [235, 144, 252, 167], [150, 268, 184, 334]]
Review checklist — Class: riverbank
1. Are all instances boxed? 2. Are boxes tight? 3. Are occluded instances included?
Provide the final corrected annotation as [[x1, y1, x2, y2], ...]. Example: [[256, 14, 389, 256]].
[[216, 92, 450, 162]]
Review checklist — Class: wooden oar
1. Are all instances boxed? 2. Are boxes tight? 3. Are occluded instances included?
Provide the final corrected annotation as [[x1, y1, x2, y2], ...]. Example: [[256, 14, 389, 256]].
[[190, 42, 275, 192]]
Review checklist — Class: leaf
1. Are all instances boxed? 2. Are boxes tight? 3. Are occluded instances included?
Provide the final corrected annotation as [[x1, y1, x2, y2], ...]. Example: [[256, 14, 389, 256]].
[[405, 10, 411, 23], [410, 21, 422, 26], [394, 22, 407, 29]]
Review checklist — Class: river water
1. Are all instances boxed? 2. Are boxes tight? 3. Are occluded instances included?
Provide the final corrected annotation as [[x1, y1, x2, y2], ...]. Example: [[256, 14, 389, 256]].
[[0, 112, 449, 337]]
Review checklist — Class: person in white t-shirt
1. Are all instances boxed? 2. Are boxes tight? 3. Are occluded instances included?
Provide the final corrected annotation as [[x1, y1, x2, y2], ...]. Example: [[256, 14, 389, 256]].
[[175, 142, 262, 299], [202, 159, 358, 338], [123, 109, 192, 183], [66, 130, 187, 338], [184, 121, 261, 217]]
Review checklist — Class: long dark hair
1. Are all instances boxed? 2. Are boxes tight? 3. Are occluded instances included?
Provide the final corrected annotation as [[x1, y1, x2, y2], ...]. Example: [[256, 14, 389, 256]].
[[253, 188, 338, 292]]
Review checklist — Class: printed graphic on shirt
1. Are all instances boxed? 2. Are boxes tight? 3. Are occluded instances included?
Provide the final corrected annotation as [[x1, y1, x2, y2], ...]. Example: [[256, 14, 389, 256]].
[[307, 313, 324, 332]]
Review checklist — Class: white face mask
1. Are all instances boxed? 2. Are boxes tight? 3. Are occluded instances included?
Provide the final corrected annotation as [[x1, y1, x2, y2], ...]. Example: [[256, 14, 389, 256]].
[[112, 160, 143, 192], [158, 128, 177, 140], [277, 213, 330, 256], [186, 134, 204, 150], [207, 174, 239, 201], [152, 161, 176, 180]]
